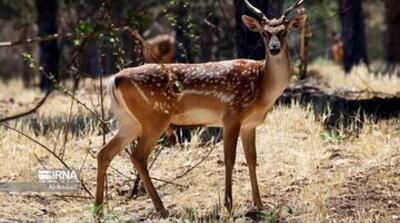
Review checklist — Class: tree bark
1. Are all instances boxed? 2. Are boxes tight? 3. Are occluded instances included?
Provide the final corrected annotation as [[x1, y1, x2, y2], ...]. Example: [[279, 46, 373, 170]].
[[299, 7, 311, 79], [234, 0, 283, 59], [338, 0, 369, 73], [36, 0, 59, 91], [384, 0, 400, 70], [21, 24, 34, 88]]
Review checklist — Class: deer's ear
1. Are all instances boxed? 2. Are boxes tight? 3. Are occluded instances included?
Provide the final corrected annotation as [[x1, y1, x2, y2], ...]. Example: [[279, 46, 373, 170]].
[[288, 14, 307, 31], [242, 15, 262, 32]]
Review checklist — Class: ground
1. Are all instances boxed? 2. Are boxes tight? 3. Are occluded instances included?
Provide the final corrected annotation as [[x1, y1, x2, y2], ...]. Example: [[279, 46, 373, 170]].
[[0, 63, 399, 222]]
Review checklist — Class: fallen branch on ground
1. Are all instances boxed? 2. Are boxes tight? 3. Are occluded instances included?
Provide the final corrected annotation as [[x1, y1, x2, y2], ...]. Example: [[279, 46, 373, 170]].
[[0, 123, 93, 197], [0, 89, 53, 123]]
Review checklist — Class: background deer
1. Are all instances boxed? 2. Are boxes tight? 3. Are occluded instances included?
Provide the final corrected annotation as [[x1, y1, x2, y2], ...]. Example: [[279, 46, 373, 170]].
[[144, 34, 176, 64], [330, 31, 344, 64], [95, 0, 306, 217]]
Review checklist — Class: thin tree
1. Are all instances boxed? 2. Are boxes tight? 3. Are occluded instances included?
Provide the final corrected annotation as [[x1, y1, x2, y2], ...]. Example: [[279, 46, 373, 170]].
[[35, 0, 60, 91], [384, 0, 400, 73], [172, 0, 195, 143], [234, 0, 283, 59], [338, 0, 369, 73], [175, 0, 193, 63]]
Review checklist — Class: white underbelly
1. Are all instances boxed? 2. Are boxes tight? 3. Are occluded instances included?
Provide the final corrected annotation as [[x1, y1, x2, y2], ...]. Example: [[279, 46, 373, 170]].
[[171, 108, 222, 126]]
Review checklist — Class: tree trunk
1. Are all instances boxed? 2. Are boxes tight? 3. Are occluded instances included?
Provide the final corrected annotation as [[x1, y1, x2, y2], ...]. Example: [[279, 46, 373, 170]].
[[384, 0, 400, 71], [234, 0, 283, 59], [298, 7, 311, 79], [338, 0, 369, 73], [36, 0, 59, 91], [21, 24, 34, 88], [172, 0, 193, 143], [175, 0, 193, 63]]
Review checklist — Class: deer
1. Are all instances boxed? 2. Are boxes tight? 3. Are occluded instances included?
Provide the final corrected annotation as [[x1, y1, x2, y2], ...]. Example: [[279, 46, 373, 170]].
[[144, 34, 176, 64], [330, 31, 344, 65], [94, 0, 306, 217]]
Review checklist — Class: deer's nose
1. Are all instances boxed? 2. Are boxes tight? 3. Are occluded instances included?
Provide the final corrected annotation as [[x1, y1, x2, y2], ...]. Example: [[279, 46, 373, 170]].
[[269, 44, 281, 55], [268, 36, 281, 55]]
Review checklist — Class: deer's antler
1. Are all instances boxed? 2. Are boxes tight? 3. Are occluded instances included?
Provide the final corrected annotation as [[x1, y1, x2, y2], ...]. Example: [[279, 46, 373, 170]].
[[282, 0, 305, 20], [243, 0, 269, 22]]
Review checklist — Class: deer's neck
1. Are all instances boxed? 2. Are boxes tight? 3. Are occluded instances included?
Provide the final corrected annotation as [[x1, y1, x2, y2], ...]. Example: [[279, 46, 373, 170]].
[[260, 46, 292, 104]]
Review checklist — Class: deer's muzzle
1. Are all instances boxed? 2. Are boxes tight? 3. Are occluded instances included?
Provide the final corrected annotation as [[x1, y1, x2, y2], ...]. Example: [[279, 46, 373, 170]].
[[268, 35, 281, 56]]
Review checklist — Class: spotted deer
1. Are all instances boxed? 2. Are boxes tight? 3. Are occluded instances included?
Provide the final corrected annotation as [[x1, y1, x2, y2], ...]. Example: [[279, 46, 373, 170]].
[[330, 32, 344, 64], [95, 0, 306, 217], [144, 34, 176, 64]]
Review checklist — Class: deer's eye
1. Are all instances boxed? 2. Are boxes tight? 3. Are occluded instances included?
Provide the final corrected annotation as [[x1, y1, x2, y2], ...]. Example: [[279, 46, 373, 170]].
[[261, 32, 269, 38]]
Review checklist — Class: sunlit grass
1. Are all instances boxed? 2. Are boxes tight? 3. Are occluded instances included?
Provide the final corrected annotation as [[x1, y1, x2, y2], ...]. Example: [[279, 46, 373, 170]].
[[0, 75, 399, 222], [310, 62, 400, 96]]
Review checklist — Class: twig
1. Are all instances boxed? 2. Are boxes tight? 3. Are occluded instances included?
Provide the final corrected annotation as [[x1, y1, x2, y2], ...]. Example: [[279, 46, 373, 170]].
[[0, 90, 53, 123], [0, 26, 96, 127], [33, 153, 47, 170], [30, 62, 113, 133], [54, 194, 93, 199], [149, 144, 164, 170], [217, 0, 231, 30], [79, 151, 90, 178], [174, 143, 216, 180], [309, 5, 353, 28], [155, 142, 217, 190], [0, 123, 93, 197], [151, 177, 188, 189], [203, 15, 224, 33], [100, 57, 106, 145], [0, 33, 87, 48], [60, 92, 75, 160]]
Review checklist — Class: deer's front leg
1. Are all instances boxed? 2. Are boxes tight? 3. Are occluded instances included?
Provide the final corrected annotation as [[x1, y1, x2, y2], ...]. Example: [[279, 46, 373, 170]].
[[240, 128, 263, 209], [223, 120, 241, 212]]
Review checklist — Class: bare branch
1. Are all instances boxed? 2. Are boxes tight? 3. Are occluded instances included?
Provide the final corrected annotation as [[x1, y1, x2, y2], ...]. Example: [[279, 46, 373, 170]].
[[0, 33, 87, 48], [0, 123, 93, 197], [0, 90, 53, 123]]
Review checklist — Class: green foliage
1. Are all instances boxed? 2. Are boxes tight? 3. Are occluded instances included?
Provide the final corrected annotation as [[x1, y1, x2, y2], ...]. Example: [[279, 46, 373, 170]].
[[127, 9, 151, 30], [320, 130, 345, 144], [90, 203, 103, 215], [287, 206, 295, 215], [183, 208, 196, 222], [21, 53, 34, 67], [73, 21, 96, 46], [75, 22, 95, 35], [174, 80, 185, 93]]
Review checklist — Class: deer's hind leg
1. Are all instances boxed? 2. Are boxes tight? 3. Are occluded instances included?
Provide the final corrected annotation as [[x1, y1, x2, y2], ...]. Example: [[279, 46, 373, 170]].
[[95, 113, 142, 208], [129, 118, 170, 217]]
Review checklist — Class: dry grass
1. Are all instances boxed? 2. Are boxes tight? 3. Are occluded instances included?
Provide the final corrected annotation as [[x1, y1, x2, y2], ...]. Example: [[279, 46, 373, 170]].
[[0, 65, 399, 222], [309, 63, 400, 97]]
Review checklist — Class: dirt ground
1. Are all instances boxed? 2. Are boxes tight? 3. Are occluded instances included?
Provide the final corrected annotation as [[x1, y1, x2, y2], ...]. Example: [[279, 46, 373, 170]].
[[0, 64, 399, 222]]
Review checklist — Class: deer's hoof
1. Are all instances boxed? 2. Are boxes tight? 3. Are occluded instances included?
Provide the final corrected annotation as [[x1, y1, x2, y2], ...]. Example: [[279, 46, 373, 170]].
[[255, 202, 263, 211], [158, 208, 169, 218]]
